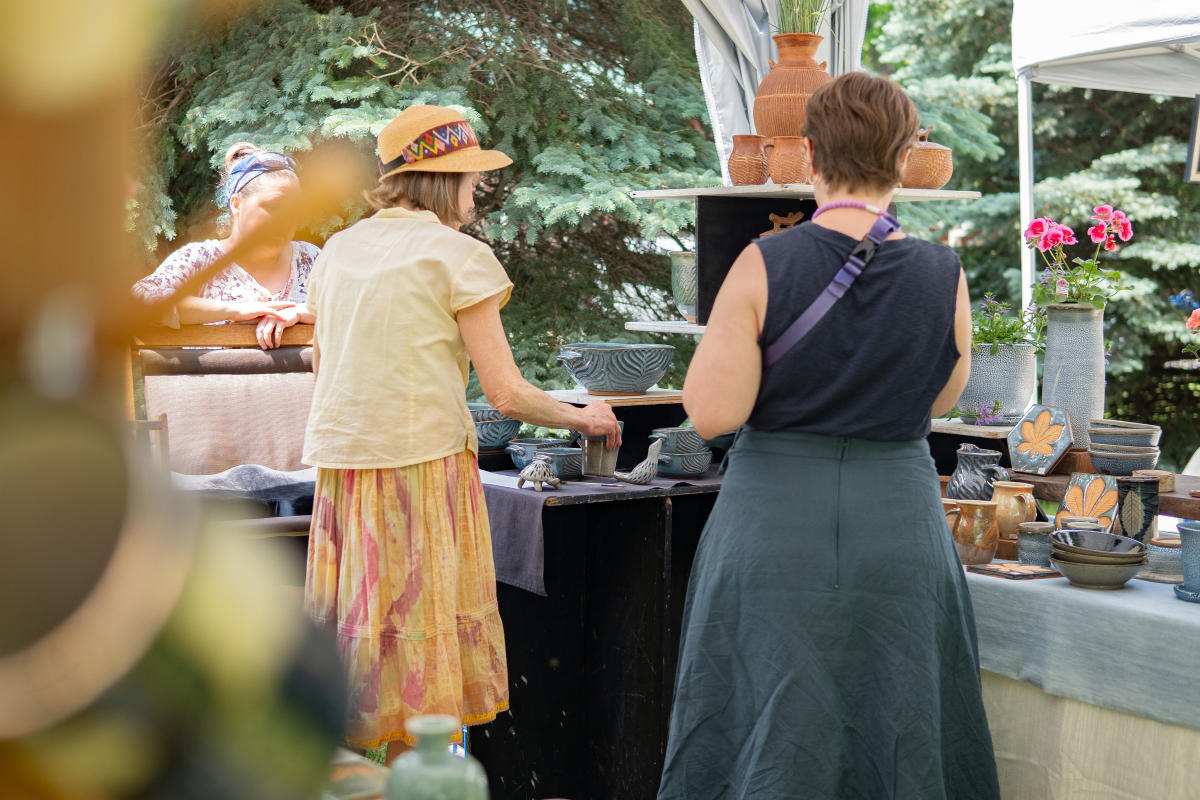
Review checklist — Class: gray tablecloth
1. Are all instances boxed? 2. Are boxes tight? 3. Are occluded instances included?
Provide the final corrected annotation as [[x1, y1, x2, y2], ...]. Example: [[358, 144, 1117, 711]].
[[481, 469, 723, 595], [967, 569, 1200, 731]]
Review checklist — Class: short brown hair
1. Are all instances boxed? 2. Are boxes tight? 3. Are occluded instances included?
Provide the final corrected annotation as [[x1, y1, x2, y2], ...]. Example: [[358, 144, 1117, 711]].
[[804, 72, 920, 195], [364, 171, 469, 228]]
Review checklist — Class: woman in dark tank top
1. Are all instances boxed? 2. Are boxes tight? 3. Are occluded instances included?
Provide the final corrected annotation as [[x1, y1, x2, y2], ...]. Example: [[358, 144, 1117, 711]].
[[658, 73, 1000, 800]]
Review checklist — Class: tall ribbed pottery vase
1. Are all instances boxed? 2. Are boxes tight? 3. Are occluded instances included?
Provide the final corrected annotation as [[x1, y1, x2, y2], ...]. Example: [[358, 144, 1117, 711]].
[[1041, 304, 1105, 450], [956, 343, 1037, 421], [752, 33, 831, 138]]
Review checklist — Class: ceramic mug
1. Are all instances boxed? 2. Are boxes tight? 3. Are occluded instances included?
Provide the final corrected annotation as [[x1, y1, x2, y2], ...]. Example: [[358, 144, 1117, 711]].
[[1017, 521, 1055, 567]]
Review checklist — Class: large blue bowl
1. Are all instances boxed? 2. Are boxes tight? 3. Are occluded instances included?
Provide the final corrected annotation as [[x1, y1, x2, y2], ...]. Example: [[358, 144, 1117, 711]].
[[475, 418, 522, 451], [558, 343, 675, 395]]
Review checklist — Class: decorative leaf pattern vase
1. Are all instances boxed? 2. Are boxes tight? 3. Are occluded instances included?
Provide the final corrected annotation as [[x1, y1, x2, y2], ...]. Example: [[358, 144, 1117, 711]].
[[1042, 304, 1105, 450], [944, 444, 1010, 501], [1113, 475, 1158, 542], [385, 715, 488, 800]]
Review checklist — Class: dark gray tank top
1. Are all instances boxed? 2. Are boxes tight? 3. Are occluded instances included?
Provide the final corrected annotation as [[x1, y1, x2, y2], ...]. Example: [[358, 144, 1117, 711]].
[[747, 222, 961, 441]]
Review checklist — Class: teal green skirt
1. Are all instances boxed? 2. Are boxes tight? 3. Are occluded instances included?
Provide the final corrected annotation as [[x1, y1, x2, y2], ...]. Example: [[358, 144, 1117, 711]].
[[658, 430, 999, 799]]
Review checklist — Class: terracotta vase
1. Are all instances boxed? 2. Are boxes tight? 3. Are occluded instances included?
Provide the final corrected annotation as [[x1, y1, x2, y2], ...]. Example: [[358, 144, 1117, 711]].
[[953, 499, 1000, 565], [752, 33, 831, 139], [766, 135, 810, 184], [900, 126, 953, 189], [727, 134, 769, 185], [991, 481, 1036, 540]]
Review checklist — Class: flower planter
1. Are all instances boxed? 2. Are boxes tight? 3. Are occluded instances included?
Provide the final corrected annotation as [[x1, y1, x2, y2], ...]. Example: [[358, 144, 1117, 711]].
[[1042, 303, 1105, 449], [957, 342, 1037, 423]]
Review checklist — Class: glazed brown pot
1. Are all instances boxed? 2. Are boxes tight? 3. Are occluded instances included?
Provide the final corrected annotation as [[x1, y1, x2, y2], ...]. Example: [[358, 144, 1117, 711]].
[[991, 481, 1036, 540], [901, 126, 953, 189], [953, 499, 999, 565], [727, 134, 769, 185], [766, 135, 810, 184], [752, 33, 831, 139]]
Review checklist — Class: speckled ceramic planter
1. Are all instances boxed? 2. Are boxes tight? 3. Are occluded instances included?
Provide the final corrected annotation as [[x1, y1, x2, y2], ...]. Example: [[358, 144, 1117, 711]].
[[957, 343, 1037, 421], [1042, 304, 1105, 450], [1175, 520, 1200, 595]]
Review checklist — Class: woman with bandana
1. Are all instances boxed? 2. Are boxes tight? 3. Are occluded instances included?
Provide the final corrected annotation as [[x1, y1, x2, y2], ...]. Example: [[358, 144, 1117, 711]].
[[133, 142, 318, 350]]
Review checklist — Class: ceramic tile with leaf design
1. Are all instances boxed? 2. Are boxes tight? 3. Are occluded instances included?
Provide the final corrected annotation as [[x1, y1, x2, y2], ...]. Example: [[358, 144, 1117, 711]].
[[1008, 405, 1072, 476], [1055, 473, 1118, 531]]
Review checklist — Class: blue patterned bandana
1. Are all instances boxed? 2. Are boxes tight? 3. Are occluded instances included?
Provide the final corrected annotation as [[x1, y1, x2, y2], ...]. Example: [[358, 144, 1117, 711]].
[[216, 151, 297, 208]]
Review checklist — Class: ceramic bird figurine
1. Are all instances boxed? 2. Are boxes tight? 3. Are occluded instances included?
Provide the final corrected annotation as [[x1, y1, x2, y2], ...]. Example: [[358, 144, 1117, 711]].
[[517, 453, 561, 491], [614, 438, 663, 485]]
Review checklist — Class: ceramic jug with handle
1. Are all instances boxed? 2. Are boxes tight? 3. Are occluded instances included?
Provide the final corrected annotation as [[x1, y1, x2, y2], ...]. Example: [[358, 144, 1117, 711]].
[[945, 443, 1010, 501], [952, 499, 1000, 565], [991, 481, 1036, 539]]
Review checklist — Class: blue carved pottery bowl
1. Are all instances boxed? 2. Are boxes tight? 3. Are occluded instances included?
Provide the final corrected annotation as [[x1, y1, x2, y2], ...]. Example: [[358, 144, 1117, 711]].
[[1088, 427, 1161, 448], [468, 402, 509, 423], [506, 438, 569, 470], [658, 449, 712, 477], [474, 418, 522, 451], [539, 447, 584, 479], [557, 343, 675, 395], [651, 426, 708, 454], [1051, 529, 1146, 557], [1050, 556, 1143, 589], [1087, 448, 1159, 475]]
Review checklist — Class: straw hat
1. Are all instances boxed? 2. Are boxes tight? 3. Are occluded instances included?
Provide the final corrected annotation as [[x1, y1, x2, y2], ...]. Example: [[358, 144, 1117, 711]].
[[377, 105, 512, 180]]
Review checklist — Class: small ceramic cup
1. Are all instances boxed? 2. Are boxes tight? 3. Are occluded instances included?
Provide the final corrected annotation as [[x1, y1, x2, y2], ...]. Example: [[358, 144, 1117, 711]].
[[1017, 521, 1056, 568]]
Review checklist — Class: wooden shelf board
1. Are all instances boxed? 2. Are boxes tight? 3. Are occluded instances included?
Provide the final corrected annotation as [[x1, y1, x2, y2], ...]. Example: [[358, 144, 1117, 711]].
[[548, 388, 683, 407], [930, 418, 1014, 439], [624, 320, 707, 335], [134, 323, 314, 348], [630, 185, 981, 202]]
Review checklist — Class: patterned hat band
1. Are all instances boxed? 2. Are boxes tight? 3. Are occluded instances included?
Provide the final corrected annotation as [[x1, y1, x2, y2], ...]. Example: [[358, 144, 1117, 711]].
[[379, 120, 480, 175]]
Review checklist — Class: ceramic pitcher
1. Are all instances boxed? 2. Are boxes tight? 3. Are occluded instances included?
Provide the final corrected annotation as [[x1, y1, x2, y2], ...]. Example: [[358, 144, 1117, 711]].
[[941, 498, 961, 534], [945, 444, 1010, 501], [727, 134, 769, 185], [991, 481, 1036, 539], [952, 499, 999, 565]]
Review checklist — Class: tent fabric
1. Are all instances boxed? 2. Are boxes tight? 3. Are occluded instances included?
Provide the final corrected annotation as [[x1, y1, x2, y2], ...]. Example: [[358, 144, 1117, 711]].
[[685, 1, 869, 183], [1012, 0, 1200, 97]]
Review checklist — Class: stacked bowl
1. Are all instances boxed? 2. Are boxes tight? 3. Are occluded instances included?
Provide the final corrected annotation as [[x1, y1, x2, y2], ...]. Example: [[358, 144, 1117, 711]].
[[1049, 529, 1147, 589], [652, 426, 713, 478], [1088, 418, 1161, 476], [469, 402, 522, 451]]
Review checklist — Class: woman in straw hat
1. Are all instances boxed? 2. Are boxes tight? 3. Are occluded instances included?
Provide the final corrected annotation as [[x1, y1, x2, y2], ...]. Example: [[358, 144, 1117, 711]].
[[133, 142, 317, 349], [302, 105, 621, 759]]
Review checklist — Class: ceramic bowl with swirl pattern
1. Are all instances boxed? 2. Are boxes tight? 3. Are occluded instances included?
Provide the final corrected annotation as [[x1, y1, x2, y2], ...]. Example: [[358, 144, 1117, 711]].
[[474, 418, 522, 451], [539, 447, 584, 478], [658, 449, 712, 477], [506, 438, 569, 470], [557, 343, 675, 395]]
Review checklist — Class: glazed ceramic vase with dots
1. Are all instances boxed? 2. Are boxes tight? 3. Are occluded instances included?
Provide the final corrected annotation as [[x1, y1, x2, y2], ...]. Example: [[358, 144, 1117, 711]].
[[1175, 521, 1200, 603], [956, 343, 1037, 422], [953, 499, 1000, 565], [385, 715, 488, 800], [1042, 304, 1105, 450], [945, 444, 1010, 501]]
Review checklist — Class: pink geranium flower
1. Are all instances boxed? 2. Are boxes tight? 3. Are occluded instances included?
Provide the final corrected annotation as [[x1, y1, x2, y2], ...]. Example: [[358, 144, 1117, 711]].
[[1118, 221, 1133, 242], [1092, 205, 1114, 220], [1060, 225, 1077, 246], [1025, 218, 1048, 240], [1104, 236, 1117, 252], [1087, 223, 1107, 243], [1044, 228, 1064, 249], [1188, 308, 1200, 333]]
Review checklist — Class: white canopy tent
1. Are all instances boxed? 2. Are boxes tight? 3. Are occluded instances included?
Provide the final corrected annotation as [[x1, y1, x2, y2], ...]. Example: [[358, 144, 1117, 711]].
[[1011, 0, 1200, 309], [683, 0, 870, 184]]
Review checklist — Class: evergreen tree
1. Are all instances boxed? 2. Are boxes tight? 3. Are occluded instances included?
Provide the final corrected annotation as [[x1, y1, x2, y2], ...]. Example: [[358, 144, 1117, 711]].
[[870, 0, 1200, 468]]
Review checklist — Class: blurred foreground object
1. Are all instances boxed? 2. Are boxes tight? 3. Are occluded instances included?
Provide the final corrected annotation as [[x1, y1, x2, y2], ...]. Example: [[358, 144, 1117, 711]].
[[0, 1, 347, 797]]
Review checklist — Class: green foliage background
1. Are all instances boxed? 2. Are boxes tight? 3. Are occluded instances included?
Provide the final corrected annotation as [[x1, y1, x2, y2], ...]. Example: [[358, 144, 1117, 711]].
[[133, 0, 1200, 466], [130, 0, 718, 399]]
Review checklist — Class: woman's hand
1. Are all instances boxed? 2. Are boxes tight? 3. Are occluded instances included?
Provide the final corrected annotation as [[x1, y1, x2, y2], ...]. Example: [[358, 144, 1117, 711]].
[[227, 300, 294, 323], [254, 303, 303, 349], [573, 402, 622, 450]]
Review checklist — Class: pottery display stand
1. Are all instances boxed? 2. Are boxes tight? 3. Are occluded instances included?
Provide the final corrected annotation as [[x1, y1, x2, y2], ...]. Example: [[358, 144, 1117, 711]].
[[1051, 448, 1095, 475]]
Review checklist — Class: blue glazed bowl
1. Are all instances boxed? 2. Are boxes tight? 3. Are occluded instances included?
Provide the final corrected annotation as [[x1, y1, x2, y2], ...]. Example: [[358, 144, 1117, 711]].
[[539, 447, 584, 479], [1088, 448, 1159, 475], [468, 402, 509, 422], [557, 343, 675, 395], [651, 426, 708, 454], [658, 449, 712, 477], [1088, 427, 1161, 448], [506, 438, 569, 470], [475, 418, 522, 451]]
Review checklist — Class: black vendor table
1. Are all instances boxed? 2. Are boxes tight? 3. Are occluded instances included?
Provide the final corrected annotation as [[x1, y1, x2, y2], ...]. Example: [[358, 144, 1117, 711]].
[[471, 469, 722, 800]]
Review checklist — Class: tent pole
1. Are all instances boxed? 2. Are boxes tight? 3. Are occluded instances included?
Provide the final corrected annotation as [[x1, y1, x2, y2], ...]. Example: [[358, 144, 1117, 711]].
[[1017, 69, 1036, 313]]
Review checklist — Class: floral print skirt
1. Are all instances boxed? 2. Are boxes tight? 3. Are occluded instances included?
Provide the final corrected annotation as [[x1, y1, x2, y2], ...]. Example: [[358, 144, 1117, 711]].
[[305, 451, 509, 748]]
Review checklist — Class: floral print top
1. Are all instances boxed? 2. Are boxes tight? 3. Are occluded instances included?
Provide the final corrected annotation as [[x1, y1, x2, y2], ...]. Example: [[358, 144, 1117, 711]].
[[133, 239, 320, 306]]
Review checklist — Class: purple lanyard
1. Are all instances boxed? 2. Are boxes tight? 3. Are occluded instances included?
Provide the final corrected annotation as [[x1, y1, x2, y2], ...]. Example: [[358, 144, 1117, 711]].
[[762, 205, 901, 369]]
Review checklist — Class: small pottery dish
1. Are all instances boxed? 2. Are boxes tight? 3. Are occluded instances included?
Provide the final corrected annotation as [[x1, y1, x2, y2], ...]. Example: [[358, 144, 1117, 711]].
[[1173, 585, 1200, 603], [539, 446, 584, 479], [1088, 448, 1159, 475], [506, 438, 570, 470], [1049, 544, 1145, 566], [1088, 427, 1162, 448], [474, 418, 522, 450], [658, 449, 713, 477], [1051, 529, 1146, 557], [1138, 536, 1184, 584], [651, 426, 708, 454], [1089, 418, 1161, 431], [468, 402, 510, 423], [557, 342, 675, 395], [1050, 556, 1143, 590]]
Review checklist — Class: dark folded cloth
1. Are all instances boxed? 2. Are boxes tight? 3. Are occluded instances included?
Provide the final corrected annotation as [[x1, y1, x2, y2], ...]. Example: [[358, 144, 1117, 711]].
[[481, 469, 722, 595]]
